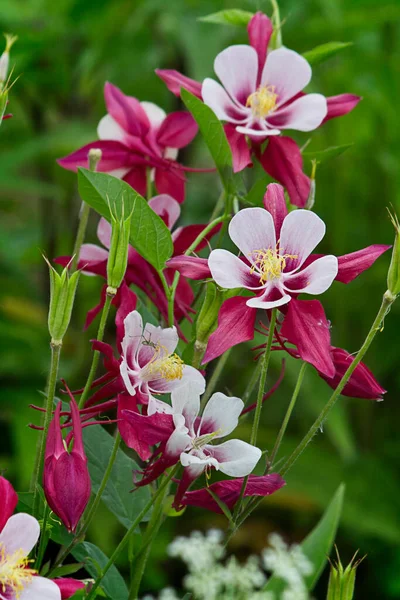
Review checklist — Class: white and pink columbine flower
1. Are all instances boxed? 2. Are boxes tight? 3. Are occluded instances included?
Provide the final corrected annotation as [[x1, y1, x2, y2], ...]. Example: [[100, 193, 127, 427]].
[[209, 207, 338, 309], [202, 45, 327, 140], [120, 311, 205, 415]]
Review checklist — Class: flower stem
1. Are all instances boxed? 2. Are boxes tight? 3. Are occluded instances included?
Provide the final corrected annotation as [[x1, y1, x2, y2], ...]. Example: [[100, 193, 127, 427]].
[[32, 342, 61, 517], [146, 166, 153, 200], [78, 292, 113, 409], [200, 348, 232, 412], [85, 465, 179, 600], [279, 291, 395, 477], [268, 362, 307, 468]]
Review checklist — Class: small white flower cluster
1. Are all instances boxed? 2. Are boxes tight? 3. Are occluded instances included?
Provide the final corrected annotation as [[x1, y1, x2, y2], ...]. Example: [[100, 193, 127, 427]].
[[141, 529, 314, 600]]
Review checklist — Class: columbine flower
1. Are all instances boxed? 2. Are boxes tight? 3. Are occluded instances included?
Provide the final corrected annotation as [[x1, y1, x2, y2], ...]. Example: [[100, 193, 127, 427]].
[[58, 82, 199, 203], [209, 206, 338, 309], [0, 476, 61, 600]]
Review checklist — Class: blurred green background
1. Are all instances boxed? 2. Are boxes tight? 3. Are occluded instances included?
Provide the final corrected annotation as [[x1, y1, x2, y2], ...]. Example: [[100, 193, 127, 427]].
[[1, 0, 400, 597]]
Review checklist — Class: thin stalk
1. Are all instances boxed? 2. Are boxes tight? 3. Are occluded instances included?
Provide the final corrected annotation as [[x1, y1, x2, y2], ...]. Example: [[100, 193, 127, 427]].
[[209, 190, 225, 221], [32, 342, 61, 517], [35, 505, 50, 569], [268, 362, 307, 468], [85, 465, 179, 600], [200, 349, 232, 412], [146, 167, 153, 200], [78, 293, 113, 409], [242, 360, 262, 408]]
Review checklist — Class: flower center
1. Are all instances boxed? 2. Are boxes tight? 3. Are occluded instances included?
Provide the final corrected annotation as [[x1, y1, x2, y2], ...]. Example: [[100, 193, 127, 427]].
[[250, 247, 298, 284], [246, 85, 278, 119], [0, 545, 37, 599], [192, 429, 222, 451], [144, 344, 184, 382]]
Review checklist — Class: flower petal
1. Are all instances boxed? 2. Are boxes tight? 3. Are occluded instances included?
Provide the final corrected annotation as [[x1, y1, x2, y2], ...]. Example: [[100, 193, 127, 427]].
[[140, 323, 178, 357], [20, 577, 61, 600], [97, 217, 112, 249], [224, 123, 252, 172], [283, 255, 338, 295], [214, 45, 258, 106], [155, 69, 203, 99], [246, 285, 291, 309], [121, 311, 143, 367], [261, 48, 312, 105], [156, 111, 198, 149], [263, 183, 288, 237], [140, 101, 167, 132], [123, 167, 147, 197], [323, 93, 362, 123], [247, 12, 273, 80], [97, 114, 126, 142], [171, 381, 201, 433], [155, 165, 185, 204], [228, 207, 276, 258], [0, 477, 18, 533], [336, 244, 391, 283], [79, 245, 109, 274], [166, 256, 211, 280], [268, 93, 327, 131], [149, 194, 181, 229], [208, 249, 260, 289], [280, 209, 326, 271], [200, 393, 244, 438], [0, 513, 40, 557], [104, 82, 150, 137], [166, 428, 192, 459], [57, 141, 134, 173], [202, 78, 250, 123], [149, 364, 205, 398], [209, 439, 262, 477]]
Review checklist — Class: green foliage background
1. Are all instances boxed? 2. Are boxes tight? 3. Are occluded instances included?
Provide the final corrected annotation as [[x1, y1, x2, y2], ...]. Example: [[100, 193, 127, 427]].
[[0, 0, 399, 597]]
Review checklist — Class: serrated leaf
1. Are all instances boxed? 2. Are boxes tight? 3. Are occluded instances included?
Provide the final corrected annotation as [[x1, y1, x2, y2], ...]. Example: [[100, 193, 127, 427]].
[[199, 9, 254, 26], [181, 89, 233, 190], [83, 426, 151, 530], [303, 42, 353, 65], [264, 484, 345, 593], [303, 144, 353, 165], [77, 169, 173, 271], [72, 542, 128, 600]]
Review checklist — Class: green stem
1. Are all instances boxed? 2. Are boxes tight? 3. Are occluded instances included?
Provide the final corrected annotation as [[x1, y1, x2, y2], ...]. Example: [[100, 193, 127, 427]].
[[36, 505, 50, 569], [85, 465, 179, 600], [268, 362, 307, 468], [270, 0, 282, 49], [209, 191, 225, 221], [242, 360, 262, 408], [78, 293, 113, 409], [146, 166, 153, 200], [71, 203, 91, 272], [279, 292, 394, 477], [200, 349, 232, 412], [32, 342, 61, 517]]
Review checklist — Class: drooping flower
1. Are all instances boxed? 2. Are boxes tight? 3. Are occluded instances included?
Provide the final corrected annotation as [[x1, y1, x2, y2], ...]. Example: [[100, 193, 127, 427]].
[[0, 476, 62, 600], [57, 82, 200, 203]]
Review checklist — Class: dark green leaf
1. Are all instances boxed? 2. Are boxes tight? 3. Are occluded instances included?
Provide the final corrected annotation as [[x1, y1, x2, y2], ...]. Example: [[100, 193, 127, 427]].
[[302, 144, 353, 165], [49, 563, 84, 578], [72, 542, 128, 600], [77, 169, 173, 271], [198, 9, 254, 26], [303, 42, 353, 65], [83, 426, 151, 530]]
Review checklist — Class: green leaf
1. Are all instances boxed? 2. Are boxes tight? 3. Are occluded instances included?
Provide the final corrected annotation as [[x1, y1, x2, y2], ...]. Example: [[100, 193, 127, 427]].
[[83, 426, 151, 530], [72, 542, 128, 600], [245, 176, 271, 207], [264, 484, 345, 593], [302, 144, 353, 165], [181, 89, 233, 189], [198, 9, 254, 26], [303, 42, 353, 65], [77, 169, 173, 271], [49, 563, 84, 578]]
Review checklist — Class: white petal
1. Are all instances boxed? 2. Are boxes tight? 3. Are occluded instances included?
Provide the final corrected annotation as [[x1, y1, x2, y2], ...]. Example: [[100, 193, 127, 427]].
[[140, 101, 166, 130], [261, 48, 312, 105], [97, 217, 112, 249], [148, 365, 205, 397], [148, 194, 181, 229], [0, 514, 40, 557], [166, 428, 191, 458], [209, 439, 262, 477], [246, 292, 291, 309], [120, 359, 139, 396], [229, 208, 276, 258], [121, 311, 143, 366], [279, 209, 326, 271], [97, 114, 126, 141], [283, 255, 338, 295], [200, 393, 243, 438], [208, 249, 261, 290], [79, 243, 109, 275], [108, 167, 131, 179], [236, 125, 281, 137], [268, 93, 327, 132], [147, 394, 173, 416], [19, 576, 61, 600], [214, 45, 258, 106], [202, 78, 250, 124], [171, 381, 201, 432], [164, 147, 179, 161], [141, 323, 178, 356], [180, 452, 218, 471]]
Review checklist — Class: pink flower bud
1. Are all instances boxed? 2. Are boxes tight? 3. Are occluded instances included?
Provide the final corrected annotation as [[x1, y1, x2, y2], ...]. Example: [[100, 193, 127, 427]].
[[44, 399, 91, 532], [53, 578, 86, 599]]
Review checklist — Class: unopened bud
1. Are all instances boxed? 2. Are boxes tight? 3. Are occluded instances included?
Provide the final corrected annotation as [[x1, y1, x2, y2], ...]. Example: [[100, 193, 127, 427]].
[[106, 197, 133, 293], [88, 148, 102, 172], [327, 548, 364, 600], [192, 283, 224, 367], [387, 209, 400, 297], [0, 34, 17, 86], [46, 258, 80, 344]]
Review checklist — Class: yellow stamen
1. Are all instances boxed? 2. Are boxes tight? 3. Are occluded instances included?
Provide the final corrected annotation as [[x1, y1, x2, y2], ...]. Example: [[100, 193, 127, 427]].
[[250, 246, 298, 284], [246, 85, 278, 119], [0, 545, 37, 599], [192, 429, 222, 451], [144, 343, 184, 382]]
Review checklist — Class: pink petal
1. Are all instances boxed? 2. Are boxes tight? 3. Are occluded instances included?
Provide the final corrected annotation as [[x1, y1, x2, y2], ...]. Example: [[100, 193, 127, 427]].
[[281, 298, 335, 378], [209, 249, 260, 289], [166, 256, 211, 280], [224, 123, 252, 173], [121, 311, 143, 367], [104, 82, 150, 137], [268, 93, 327, 132], [149, 194, 181, 229], [202, 78, 250, 123], [261, 48, 312, 105], [156, 111, 198, 149], [229, 207, 276, 258], [155, 69, 203, 99], [203, 296, 256, 363], [336, 244, 391, 283], [123, 166, 147, 197], [53, 578, 85, 600], [279, 209, 326, 271], [258, 136, 311, 208], [214, 45, 259, 106], [209, 439, 262, 477], [283, 255, 338, 295], [0, 477, 18, 533], [96, 217, 112, 249], [200, 393, 244, 438], [57, 140, 133, 173], [155, 165, 186, 204], [79, 244, 109, 275], [115, 282, 138, 353], [97, 114, 126, 142], [263, 183, 288, 237], [323, 93, 362, 123], [247, 12, 273, 81], [0, 513, 40, 556], [246, 284, 291, 309]]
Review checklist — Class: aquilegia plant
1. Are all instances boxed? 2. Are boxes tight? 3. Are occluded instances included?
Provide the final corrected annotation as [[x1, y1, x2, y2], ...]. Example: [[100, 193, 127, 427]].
[[2, 5, 400, 600]]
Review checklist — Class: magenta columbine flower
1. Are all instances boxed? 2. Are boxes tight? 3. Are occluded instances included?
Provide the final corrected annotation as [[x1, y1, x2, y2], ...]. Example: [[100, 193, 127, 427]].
[[202, 45, 327, 139], [120, 311, 205, 415], [209, 207, 338, 309]]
